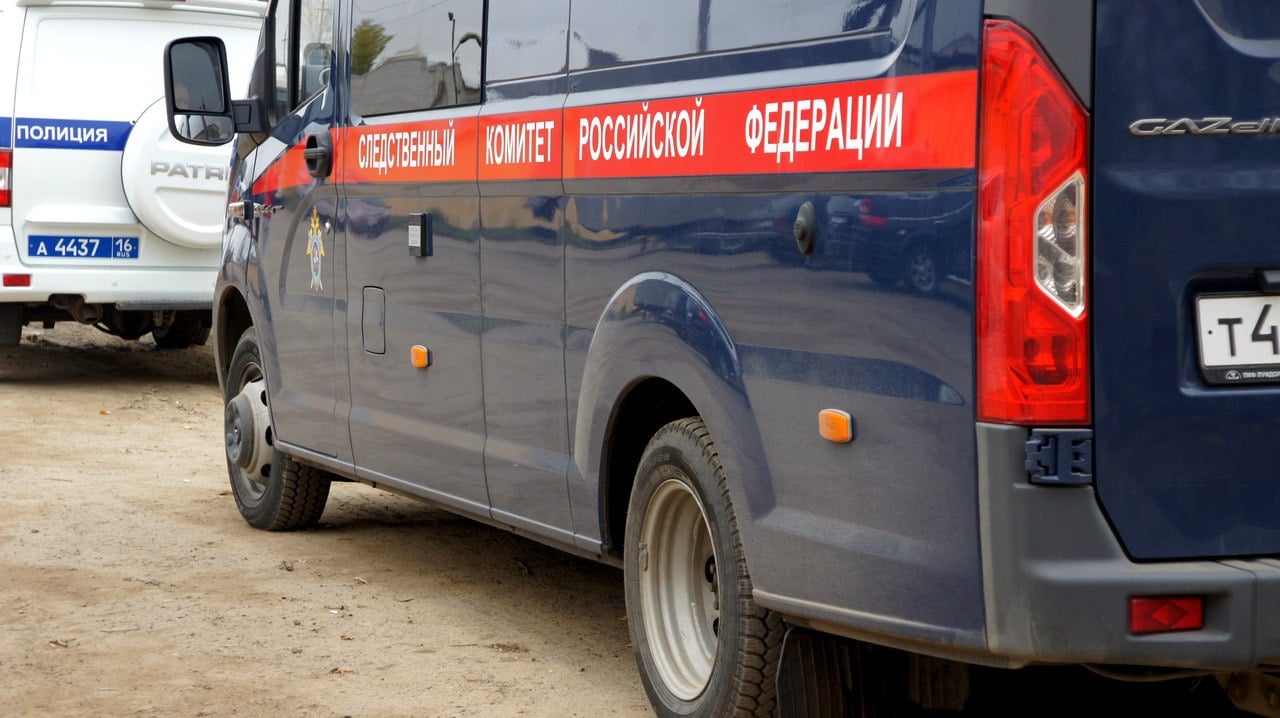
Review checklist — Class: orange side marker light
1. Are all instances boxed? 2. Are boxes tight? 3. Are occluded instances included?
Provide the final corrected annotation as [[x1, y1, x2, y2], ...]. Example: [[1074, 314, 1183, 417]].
[[818, 409, 855, 443], [411, 345, 432, 369]]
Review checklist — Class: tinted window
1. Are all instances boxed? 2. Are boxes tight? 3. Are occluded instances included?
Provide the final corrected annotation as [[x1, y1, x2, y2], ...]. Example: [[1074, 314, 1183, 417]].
[[270, 0, 333, 119], [350, 0, 483, 117], [297, 0, 334, 101], [706, 0, 904, 51], [569, 0, 904, 71], [270, 0, 293, 118], [486, 0, 568, 81], [568, 0, 698, 70]]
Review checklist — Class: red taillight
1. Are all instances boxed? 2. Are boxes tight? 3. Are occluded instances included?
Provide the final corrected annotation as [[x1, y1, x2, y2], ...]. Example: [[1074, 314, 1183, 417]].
[[3, 274, 30, 287], [1129, 596, 1203, 635], [0, 149, 10, 207], [977, 20, 1090, 426]]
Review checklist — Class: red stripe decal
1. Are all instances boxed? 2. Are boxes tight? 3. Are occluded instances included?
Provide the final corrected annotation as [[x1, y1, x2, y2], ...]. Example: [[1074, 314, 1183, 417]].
[[338, 117, 479, 185], [565, 70, 977, 179], [479, 110, 561, 182], [251, 143, 311, 196], [253, 70, 976, 192]]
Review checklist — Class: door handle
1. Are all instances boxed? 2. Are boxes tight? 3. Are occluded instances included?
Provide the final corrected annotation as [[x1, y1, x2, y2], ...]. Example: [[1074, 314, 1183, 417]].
[[304, 131, 333, 179], [228, 201, 278, 220]]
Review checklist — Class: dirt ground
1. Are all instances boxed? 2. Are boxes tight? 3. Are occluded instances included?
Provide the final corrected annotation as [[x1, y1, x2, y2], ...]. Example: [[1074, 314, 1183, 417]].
[[0, 323, 653, 717], [0, 323, 1264, 718]]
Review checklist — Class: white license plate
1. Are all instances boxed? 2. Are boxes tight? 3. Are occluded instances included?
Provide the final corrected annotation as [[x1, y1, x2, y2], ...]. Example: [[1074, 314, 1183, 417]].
[[1197, 294, 1280, 383]]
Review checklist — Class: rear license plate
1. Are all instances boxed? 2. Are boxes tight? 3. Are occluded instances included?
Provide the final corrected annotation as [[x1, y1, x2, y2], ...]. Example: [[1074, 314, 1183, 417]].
[[1196, 293, 1280, 384], [28, 235, 139, 259]]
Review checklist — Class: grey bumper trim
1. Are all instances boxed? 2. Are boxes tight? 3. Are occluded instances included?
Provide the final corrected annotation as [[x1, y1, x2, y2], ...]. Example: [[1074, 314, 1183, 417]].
[[979, 422, 1280, 670]]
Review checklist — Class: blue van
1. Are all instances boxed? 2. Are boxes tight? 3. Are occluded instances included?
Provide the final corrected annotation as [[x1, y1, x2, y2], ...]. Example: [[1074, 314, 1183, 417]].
[[166, 1, 1280, 715]]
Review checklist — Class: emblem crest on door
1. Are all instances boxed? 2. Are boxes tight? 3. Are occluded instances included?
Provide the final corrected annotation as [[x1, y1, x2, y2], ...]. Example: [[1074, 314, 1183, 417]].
[[306, 207, 326, 291]]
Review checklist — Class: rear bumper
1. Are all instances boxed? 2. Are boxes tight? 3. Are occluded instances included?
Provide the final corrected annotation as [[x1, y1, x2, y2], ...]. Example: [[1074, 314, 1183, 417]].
[[979, 422, 1280, 671], [0, 228, 216, 306]]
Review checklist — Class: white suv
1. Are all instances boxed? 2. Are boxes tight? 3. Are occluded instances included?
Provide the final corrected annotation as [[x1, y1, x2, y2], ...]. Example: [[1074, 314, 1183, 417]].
[[0, 0, 262, 347]]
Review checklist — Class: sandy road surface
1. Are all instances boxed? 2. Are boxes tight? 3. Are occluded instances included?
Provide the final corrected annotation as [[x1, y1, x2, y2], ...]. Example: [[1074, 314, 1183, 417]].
[[0, 323, 1261, 718], [0, 324, 652, 717]]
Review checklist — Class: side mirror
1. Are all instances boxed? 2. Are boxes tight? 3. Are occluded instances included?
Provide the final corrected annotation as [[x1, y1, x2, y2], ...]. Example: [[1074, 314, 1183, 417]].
[[164, 37, 234, 146]]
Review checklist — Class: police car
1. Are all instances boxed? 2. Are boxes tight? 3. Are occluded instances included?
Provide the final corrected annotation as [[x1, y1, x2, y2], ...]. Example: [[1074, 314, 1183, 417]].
[[166, 0, 1280, 716], [0, 0, 263, 347]]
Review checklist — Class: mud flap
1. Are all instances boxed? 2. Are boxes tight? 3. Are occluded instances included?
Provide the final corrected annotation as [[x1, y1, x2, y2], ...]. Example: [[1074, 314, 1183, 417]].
[[777, 626, 972, 717], [776, 627, 854, 718]]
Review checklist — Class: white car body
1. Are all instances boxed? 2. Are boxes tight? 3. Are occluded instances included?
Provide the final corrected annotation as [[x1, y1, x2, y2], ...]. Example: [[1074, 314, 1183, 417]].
[[0, 0, 263, 346]]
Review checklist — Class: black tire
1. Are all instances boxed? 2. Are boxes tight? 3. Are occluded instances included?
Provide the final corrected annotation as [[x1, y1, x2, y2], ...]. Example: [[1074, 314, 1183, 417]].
[[624, 418, 784, 717], [224, 327, 330, 530], [152, 316, 211, 350], [0, 303, 23, 346]]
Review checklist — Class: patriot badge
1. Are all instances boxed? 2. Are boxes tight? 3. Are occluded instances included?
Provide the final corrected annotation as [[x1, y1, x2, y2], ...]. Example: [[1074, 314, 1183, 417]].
[[306, 207, 326, 291]]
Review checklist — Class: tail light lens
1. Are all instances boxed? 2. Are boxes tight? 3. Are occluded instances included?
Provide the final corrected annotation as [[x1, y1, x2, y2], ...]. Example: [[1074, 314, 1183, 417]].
[[0, 149, 10, 207], [977, 20, 1090, 426]]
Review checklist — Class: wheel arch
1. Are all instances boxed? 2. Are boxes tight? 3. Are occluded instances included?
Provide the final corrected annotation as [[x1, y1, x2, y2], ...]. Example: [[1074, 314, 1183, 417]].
[[600, 377, 697, 559], [214, 283, 254, 391], [572, 272, 776, 562]]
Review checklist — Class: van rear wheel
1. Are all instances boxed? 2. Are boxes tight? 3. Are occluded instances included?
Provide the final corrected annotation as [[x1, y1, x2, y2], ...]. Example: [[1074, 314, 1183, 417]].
[[224, 327, 330, 530], [624, 418, 784, 717]]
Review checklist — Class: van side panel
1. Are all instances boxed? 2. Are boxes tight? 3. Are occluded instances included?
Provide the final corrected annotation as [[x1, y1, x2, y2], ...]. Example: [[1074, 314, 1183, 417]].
[[239, 0, 345, 461], [476, 0, 575, 540], [340, 0, 489, 511], [564, 0, 987, 646]]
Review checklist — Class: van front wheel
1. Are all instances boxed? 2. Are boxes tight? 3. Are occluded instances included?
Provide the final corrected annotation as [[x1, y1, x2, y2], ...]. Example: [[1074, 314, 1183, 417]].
[[224, 327, 330, 530], [624, 418, 783, 717]]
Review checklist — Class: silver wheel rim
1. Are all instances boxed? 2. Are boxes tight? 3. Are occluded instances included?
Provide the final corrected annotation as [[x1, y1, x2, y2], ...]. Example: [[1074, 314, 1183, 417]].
[[639, 477, 719, 701], [225, 374, 272, 500]]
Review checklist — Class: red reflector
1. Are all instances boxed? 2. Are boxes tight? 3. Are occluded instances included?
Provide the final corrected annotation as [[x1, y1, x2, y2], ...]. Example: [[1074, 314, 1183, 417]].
[[0, 149, 10, 207], [1129, 596, 1203, 635], [2, 274, 30, 287]]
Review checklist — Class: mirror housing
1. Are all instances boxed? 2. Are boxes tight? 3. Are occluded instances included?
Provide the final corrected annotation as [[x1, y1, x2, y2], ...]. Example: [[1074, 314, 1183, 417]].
[[164, 37, 266, 145]]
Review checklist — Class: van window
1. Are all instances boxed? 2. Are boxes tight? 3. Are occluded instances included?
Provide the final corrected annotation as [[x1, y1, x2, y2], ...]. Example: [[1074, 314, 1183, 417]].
[[486, 0, 569, 82], [706, 0, 905, 50], [568, 0, 699, 69], [569, 0, 905, 70], [270, 0, 334, 119], [349, 0, 483, 117]]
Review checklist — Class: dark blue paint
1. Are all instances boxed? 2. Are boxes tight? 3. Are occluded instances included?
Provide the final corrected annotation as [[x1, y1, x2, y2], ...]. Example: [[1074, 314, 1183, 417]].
[[250, 95, 347, 460], [223, 0, 987, 650], [563, 182, 982, 637], [343, 151, 488, 508], [1092, 0, 1280, 559]]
